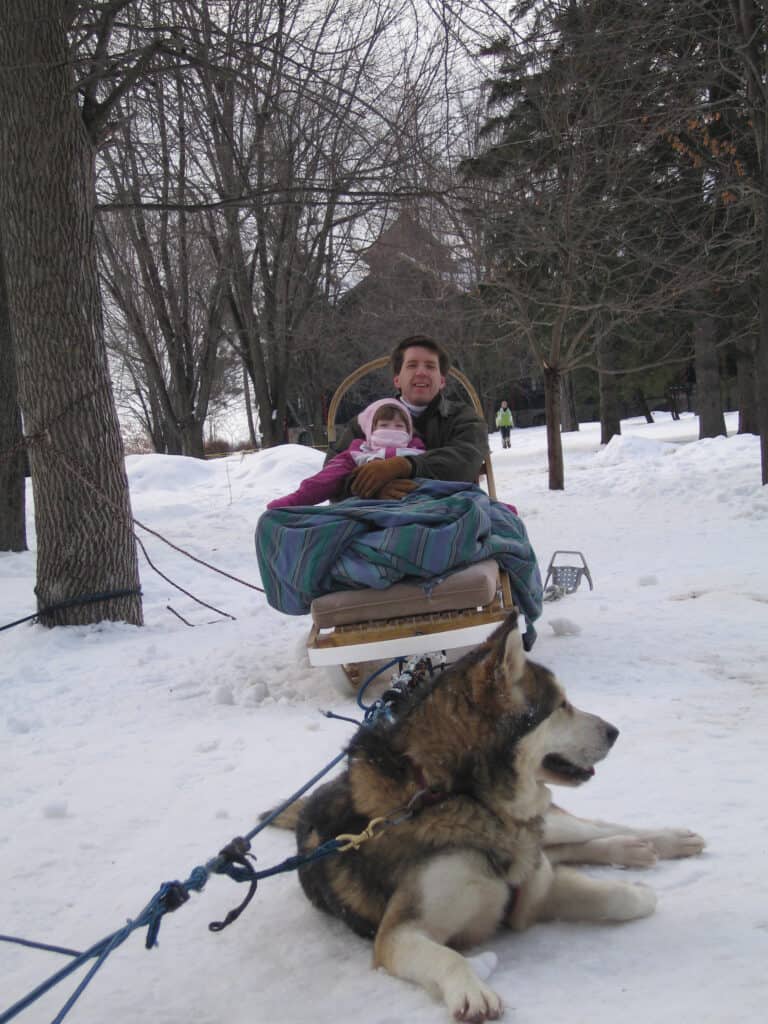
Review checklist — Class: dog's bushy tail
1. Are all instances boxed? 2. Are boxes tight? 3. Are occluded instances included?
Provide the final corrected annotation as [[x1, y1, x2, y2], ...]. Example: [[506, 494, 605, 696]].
[[258, 798, 306, 830]]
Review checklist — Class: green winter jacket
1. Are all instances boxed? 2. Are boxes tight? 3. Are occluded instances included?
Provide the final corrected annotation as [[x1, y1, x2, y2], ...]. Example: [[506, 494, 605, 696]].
[[327, 392, 489, 498], [496, 406, 514, 428]]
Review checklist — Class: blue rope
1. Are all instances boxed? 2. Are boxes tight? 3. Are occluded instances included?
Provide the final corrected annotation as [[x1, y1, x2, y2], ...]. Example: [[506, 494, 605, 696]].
[[0, 837, 358, 1024], [0, 878, 197, 1024], [0, 936, 82, 958], [243, 837, 345, 881], [244, 657, 407, 841], [356, 658, 402, 713], [0, 611, 39, 632], [0, 741, 353, 1024], [243, 748, 348, 838], [0, 589, 142, 633], [0, 656, 412, 1024]]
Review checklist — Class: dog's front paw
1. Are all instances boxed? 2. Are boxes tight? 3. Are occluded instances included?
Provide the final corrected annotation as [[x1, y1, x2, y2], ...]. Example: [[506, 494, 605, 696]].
[[597, 836, 659, 868], [619, 882, 657, 920], [444, 966, 503, 1022], [648, 829, 706, 860], [467, 951, 499, 982], [600, 881, 657, 921]]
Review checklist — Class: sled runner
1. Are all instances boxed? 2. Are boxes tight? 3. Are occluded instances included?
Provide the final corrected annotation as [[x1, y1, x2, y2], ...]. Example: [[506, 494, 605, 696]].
[[305, 356, 520, 670]]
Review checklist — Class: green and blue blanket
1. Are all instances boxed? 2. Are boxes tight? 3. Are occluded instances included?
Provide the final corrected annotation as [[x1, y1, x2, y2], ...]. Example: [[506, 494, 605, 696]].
[[255, 480, 542, 647]]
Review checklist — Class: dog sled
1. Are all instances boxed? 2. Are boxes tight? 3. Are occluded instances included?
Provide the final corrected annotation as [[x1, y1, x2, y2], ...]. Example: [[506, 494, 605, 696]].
[[298, 356, 529, 677]]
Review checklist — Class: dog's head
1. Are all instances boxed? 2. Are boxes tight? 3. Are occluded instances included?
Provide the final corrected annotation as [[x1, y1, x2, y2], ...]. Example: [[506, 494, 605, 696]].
[[353, 613, 618, 808], [483, 613, 619, 788]]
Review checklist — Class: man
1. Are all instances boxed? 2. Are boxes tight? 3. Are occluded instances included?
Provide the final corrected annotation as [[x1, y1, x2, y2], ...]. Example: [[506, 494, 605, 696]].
[[327, 335, 489, 500], [496, 399, 514, 449]]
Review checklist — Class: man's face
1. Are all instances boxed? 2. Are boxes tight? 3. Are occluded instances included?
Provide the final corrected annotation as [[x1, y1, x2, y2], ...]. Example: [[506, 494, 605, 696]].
[[394, 346, 446, 406]]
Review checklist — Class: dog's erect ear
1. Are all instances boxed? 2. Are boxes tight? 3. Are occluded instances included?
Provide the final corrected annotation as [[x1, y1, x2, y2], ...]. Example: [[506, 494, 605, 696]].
[[496, 612, 526, 683]]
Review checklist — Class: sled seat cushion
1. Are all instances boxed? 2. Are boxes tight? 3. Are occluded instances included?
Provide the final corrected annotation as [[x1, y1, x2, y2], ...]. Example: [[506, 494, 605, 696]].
[[310, 559, 500, 628]]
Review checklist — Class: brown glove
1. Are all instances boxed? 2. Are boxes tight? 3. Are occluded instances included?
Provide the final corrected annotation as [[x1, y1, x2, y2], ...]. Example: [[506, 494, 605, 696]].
[[350, 456, 412, 498], [377, 479, 418, 501]]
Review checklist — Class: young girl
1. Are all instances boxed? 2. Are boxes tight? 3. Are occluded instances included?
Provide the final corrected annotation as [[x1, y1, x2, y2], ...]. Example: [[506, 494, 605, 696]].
[[267, 398, 425, 509]]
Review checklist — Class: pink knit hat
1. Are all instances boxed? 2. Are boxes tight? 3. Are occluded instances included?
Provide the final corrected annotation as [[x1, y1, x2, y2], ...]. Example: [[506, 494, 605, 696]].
[[356, 398, 413, 443]]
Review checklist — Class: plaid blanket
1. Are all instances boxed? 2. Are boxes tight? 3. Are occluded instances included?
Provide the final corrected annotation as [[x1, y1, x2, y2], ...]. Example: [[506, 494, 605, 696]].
[[255, 480, 543, 647]]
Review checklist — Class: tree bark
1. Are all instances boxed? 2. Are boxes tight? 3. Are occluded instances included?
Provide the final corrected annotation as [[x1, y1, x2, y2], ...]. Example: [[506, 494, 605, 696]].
[[668, 387, 681, 421], [634, 388, 654, 424], [0, 6, 142, 625], [0, 235, 27, 551], [597, 334, 621, 445], [729, 0, 767, 479], [243, 359, 259, 448], [759, 192, 768, 482], [736, 343, 759, 435], [693, 314, 726, 439], [543, 365, 564, 490], [560, 371, 580, 432]]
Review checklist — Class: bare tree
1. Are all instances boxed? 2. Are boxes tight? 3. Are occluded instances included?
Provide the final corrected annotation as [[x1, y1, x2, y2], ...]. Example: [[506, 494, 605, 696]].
[[0, 4, 142, 625], [596, 333, 622, 445], [735, 340, 760, 434], [694, 311, 727, 437], [0, 234, 26, 552], [188, 0, 434, 446], [98, 122, 230, 458], [729, 0, 768, 482], [91, 1, 472, 448], [460, 0, 751, 486]]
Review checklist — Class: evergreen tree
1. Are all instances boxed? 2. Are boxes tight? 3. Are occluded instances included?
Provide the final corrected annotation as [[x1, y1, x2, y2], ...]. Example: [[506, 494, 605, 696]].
[[463, 0, 756, 485]]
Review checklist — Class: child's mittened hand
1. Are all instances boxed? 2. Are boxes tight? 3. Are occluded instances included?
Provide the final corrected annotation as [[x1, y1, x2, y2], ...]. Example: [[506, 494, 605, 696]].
[[376, 479, 418, 501], [349, 456, 411, 498], [267, 494, 294, 509]]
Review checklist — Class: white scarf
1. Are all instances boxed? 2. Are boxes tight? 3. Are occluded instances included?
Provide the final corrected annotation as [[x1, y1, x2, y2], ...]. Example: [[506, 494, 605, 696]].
[[398, 398, 428, 417]]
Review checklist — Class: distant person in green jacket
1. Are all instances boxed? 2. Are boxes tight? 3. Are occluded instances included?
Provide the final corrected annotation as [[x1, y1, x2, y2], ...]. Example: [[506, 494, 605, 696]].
[[327, 335, 490, 501], [496, 400, 514, 449]]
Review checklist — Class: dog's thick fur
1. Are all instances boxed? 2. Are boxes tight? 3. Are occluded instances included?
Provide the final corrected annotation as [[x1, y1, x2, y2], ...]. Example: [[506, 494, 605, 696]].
[[283, 614, 704, 1021]]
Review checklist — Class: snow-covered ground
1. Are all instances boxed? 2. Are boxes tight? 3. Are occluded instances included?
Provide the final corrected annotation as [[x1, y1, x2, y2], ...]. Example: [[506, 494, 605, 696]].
[[1, 412, 767, 1024]]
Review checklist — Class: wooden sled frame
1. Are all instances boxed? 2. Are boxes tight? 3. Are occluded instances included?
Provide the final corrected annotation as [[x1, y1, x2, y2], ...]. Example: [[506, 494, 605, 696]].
[[307, 356, 515, 668]]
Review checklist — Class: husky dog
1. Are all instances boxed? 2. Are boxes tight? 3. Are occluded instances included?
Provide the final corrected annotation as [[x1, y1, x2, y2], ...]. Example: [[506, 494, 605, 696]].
[[286, 614, 704, 1021]]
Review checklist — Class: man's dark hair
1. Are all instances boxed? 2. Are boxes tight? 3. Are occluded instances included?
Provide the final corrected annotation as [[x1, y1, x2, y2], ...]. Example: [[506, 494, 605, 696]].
[[390, 335, 451, 376]]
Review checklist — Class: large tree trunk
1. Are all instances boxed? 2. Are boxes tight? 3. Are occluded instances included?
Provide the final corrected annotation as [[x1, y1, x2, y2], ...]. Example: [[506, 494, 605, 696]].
[[736, 342, 759, 435], [243, 359, 259, 448], [597, 334, 621, 445], [693, 314, 726, 439], [559, 371, 580, 432], [0, 235, 27, 551], [543, 365, 565, 490], [759, 196, 768, 483], [180, 418, 206, 458], [635, 388, 654, 424], [0, 7, 142, 626], [735, 0, 768, 483]]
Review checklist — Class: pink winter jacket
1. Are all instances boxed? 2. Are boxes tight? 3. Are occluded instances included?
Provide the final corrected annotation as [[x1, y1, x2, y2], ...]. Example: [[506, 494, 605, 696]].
[[267, 436, 426, 509]]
